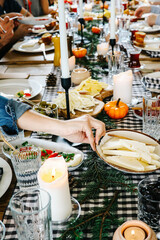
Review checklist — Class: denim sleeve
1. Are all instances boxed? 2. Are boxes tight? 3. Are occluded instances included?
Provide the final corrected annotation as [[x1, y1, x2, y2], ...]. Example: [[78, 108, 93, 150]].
[[0, 96, 31, 136], [151, 6, 160, 14]]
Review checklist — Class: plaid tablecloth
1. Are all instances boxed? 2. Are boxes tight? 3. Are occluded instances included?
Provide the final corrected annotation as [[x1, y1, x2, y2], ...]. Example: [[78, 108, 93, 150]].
[[3, 69, 160, 239]]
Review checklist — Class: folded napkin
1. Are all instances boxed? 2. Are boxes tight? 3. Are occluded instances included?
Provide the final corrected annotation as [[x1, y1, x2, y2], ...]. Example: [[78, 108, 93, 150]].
[[142, 76, 160, 92]]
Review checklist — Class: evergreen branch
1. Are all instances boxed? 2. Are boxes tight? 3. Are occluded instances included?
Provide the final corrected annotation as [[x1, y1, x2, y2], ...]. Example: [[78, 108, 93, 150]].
[[99, 190, 119, 240], [59, 191, 119, 240]]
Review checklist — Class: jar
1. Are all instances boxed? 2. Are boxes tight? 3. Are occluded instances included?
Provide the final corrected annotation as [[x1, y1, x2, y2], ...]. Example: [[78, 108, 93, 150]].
[[71, 68, 90, 85]]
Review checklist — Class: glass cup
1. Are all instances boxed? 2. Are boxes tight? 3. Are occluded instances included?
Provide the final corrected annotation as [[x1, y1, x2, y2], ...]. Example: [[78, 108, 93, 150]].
[[9, 189, 52, 240], [138, 176, 160, 233], [143, 93, 160, 140], [11, 147, 41, 189], [128, 49, 141, 68], [118, 17, 130, 43], [107, 50, 125, 80], [0, 221, 5, 240], [130, 29, 138, 41]]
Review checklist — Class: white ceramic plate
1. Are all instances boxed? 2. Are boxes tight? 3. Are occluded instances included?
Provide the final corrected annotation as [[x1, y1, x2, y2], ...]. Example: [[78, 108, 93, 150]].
[[0, 79, 42, 99], [0, 157, 12, 198], [18, 16, 52, 25], [2, 138, 84, 171], [96, 129, 160, 174], [13, 39, 54, 53], [130, 22, 160, 33], [32, 25, 46, 34]]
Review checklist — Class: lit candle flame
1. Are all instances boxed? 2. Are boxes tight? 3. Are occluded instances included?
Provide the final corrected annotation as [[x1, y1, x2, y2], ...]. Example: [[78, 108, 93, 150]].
[[52, 168, 56, 179]]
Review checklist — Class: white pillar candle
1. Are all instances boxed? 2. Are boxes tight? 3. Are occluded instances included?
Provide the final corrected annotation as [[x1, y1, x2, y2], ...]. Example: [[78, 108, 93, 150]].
[[113, 70, 133, 104], [84, 3, 92, 11], [79, 0, 83, 18], [97, 42, 109, 56], [58, 0, 70, 78], [110, 0, 116, 39], [37, 157, 72, 222]]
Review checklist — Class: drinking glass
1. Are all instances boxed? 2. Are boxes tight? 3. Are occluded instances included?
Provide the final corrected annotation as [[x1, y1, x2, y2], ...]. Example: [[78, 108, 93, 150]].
[[11, 146, 41, 189], [128, 49, 141, 69], [107, 50, 125, 81], [138, 176, 160, 233], [9, 189, 52, 240], [118, 17, 130, 43], [130, 29, 138, 41], [143, 93, 160, 140], [0, 221, 5, 240]]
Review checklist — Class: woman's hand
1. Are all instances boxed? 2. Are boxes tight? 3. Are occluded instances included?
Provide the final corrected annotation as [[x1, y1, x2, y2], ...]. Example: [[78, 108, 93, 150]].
[[0, 17, 14, 48], [59, 115, 106, 151], [134, 6, 151, 17]]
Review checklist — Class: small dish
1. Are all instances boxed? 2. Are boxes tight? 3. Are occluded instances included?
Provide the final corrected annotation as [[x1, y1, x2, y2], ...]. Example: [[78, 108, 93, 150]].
[[2, 138, 84, 171], [18, 16, 52, 25], [96, 129, 160, 174]]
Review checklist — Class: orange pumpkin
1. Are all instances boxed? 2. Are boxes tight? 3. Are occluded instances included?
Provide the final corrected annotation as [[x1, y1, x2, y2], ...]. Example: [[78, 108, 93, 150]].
[[84, 16, 93, 21], [104, 98, 129, 119], [72, 47, 87, 58], [91, 26, 101, 34]]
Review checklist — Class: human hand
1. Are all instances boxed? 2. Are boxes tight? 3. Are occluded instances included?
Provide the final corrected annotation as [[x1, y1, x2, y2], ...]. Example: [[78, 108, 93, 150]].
[[3, 12, 23, 19], [147, 13, 157, 26], [134, 6, 151, 17], [60, 115, 106, 151], [13, 23, 32, 41], [0, 17, 14, 48]]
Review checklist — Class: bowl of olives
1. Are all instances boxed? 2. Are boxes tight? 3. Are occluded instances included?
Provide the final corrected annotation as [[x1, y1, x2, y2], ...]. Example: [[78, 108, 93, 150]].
[[33, 101, 58, 118]]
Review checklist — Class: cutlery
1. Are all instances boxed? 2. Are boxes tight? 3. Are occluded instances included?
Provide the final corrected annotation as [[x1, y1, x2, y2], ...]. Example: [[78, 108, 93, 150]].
[[1, 135, 18, 153], [40, 43, 47, 62]]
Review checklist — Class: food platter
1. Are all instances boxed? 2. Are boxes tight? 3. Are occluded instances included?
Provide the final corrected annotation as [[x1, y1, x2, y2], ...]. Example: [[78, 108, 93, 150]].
[[130, 22, 160, 33], [0, 79, 42, 99], [18, 16, 52, 25], [0, 157, 12, 198], [96, 129, 160, 174], [2, 138, 84, 171], [13, 39, 54, 53], [59, 99, 104, 119]]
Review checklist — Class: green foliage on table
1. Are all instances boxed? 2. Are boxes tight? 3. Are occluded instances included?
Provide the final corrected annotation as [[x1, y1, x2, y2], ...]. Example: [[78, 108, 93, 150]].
[[76, 20, 109, 80], [59, 152, 136, 240]]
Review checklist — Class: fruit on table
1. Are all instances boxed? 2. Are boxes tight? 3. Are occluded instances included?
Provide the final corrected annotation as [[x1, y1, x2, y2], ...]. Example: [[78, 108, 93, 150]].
[[104, 98, 129, 119], [91, 26, 101, 34], [72, 47, 87, 58], [84, 16, 93, 21]]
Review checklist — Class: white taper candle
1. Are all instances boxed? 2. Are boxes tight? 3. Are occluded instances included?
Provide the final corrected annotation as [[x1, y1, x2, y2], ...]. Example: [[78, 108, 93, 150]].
[[58, 0, 70, 78], [110, 0, 116, 39], [79, 0, 83, 18]]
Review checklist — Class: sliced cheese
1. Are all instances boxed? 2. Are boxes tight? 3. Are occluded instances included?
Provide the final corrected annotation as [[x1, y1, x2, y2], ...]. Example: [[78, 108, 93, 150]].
[[150, 159, 160, 167], [106, 156, 145, 171], [103, 149, 140, 158]]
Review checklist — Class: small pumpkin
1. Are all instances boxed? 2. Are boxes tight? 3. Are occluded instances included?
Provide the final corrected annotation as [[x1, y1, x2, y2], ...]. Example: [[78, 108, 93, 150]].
[[91, 26, 101, 34], [72, 47, 87, 58], [104, 98, 129, 119], [84, 16, 93, 21]]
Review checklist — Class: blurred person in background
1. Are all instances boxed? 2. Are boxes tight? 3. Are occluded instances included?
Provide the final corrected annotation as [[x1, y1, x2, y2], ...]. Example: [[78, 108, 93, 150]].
[[17, 0, 54, 16], [135, 5, 160, 26]]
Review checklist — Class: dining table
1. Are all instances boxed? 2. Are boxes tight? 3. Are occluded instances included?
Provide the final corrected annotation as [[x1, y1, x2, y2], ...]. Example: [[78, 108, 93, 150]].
[[0, 18, 160, 240]]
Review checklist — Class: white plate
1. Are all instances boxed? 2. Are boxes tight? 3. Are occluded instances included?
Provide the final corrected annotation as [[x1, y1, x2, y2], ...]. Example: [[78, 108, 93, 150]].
[[130, 22, 160, 33], [13, 39, 54, 53], [96, 129, 160, 174], [0, 79, 42, 99], [18, 16, 52, 25], [2, 138, 84, 171], [0, 157, 12, 198], [32, 25, 46, 34]]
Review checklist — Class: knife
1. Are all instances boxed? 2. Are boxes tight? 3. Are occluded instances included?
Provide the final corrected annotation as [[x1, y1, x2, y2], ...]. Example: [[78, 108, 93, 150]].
[[40, 43, 47, 62]]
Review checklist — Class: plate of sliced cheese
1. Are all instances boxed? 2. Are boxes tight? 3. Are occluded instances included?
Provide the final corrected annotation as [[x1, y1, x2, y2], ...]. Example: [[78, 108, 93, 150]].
[[96, 129, 160, 174]]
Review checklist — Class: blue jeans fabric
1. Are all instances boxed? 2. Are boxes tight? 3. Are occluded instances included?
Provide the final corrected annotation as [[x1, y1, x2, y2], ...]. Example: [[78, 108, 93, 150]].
[[0, 96, 31, 136]]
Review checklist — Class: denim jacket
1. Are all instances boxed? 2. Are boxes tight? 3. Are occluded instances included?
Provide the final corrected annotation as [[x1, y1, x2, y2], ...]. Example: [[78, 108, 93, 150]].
[[0, 96, 31, 136]]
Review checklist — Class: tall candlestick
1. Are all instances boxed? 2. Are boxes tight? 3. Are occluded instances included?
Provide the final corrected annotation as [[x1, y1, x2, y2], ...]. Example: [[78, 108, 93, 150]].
[[110, 0, 116, 39], [79, 0, 83, 18], [58, 0, 70, 78], [37, 157, 72, 222]]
